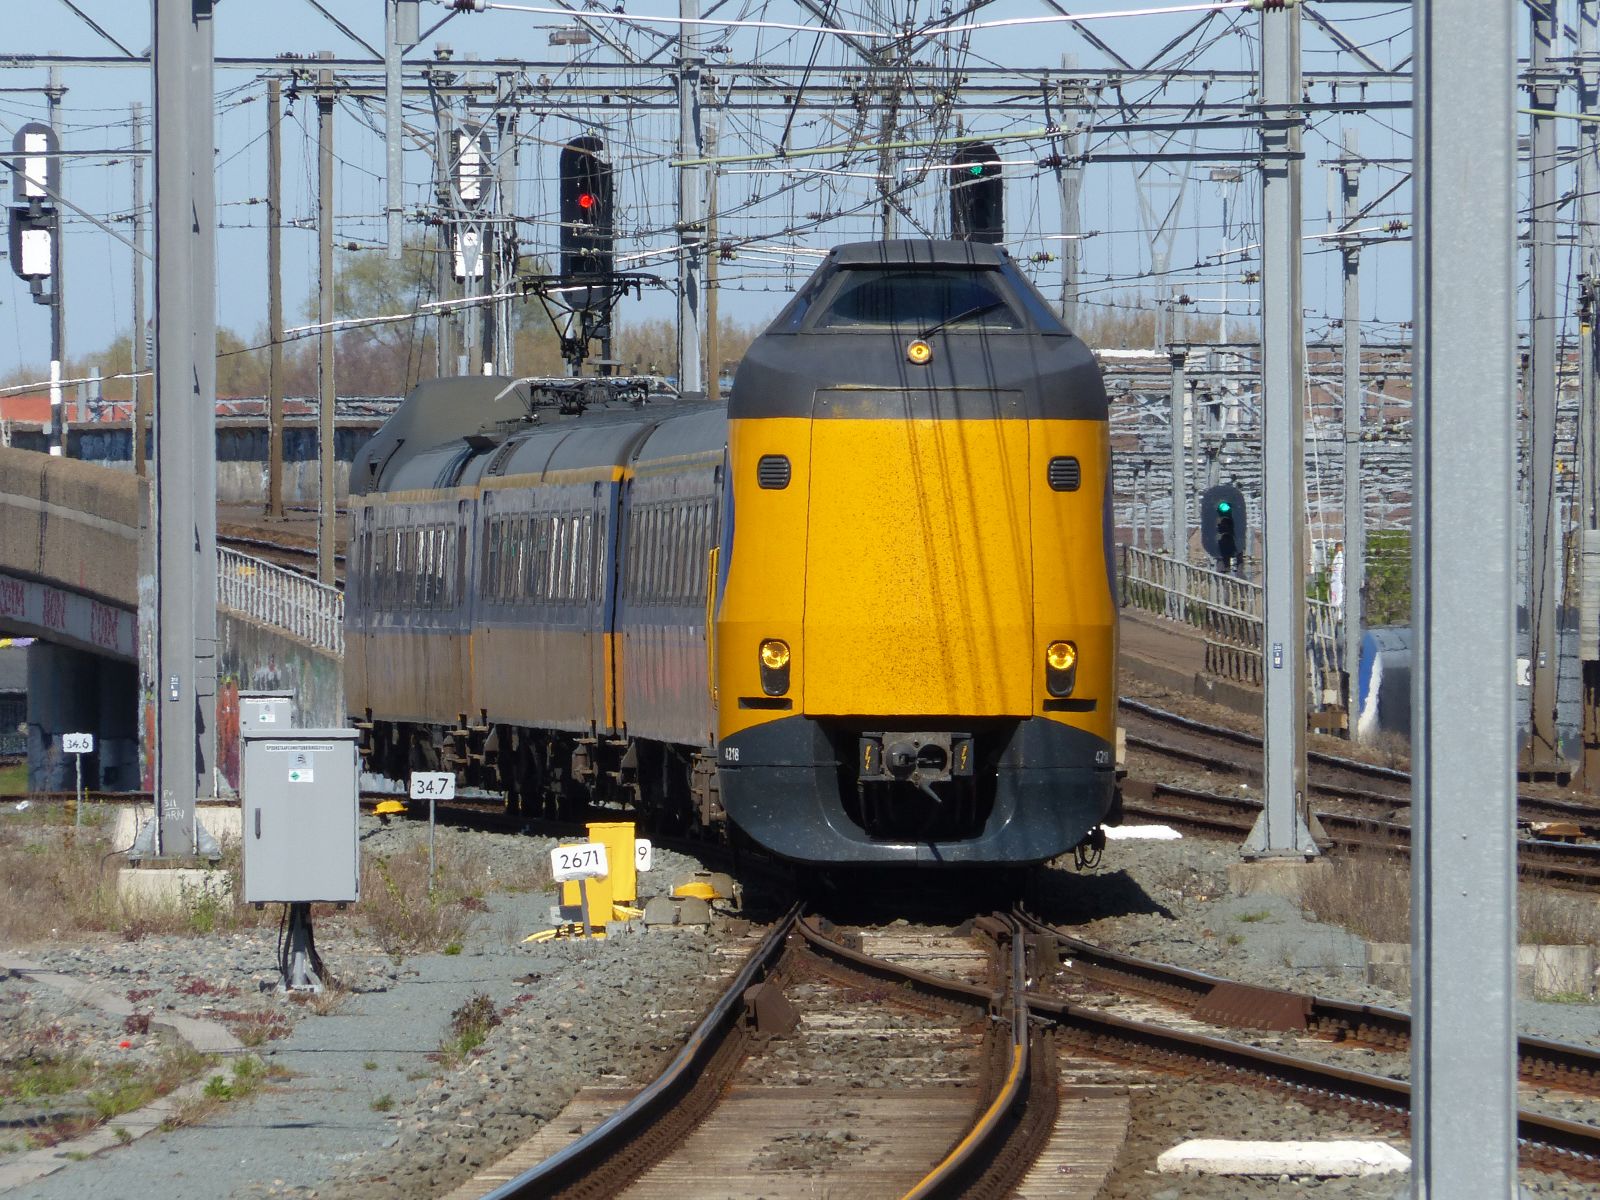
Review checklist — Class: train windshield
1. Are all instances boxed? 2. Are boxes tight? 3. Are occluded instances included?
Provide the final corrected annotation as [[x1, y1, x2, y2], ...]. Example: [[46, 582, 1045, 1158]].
[[813, 267, 1023, 331]]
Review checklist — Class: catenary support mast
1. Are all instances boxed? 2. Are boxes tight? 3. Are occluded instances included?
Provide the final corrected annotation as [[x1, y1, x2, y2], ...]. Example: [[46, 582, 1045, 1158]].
[[1409, 0, 1518, 1193], [1245, 0, 1315, 858]]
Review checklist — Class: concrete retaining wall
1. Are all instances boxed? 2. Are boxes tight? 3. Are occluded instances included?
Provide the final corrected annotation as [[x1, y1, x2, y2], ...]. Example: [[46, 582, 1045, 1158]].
[[217, 611, 344, 791], [1367, 941, 1596, 999]]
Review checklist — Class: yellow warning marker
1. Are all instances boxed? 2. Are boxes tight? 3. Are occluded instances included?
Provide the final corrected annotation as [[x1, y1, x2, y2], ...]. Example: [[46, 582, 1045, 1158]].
[[673, 880, 717, 901]]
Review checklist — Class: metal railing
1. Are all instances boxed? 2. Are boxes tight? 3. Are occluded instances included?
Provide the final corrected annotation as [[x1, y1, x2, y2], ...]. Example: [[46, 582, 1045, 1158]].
[[1120, 544, 1341, 701], [217, 547, 344, 656]]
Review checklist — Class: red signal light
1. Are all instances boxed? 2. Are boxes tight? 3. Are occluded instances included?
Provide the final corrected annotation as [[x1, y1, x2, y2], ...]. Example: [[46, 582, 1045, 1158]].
[[578, 192, 595, 210]]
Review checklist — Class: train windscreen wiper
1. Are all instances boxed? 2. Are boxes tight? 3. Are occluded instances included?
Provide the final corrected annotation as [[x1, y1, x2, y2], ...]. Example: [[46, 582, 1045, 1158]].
[[918, 299, 1008, 339]]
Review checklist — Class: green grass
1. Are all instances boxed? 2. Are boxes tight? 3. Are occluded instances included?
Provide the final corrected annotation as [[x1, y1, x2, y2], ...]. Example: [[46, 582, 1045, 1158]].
[[0, 762, 28, 796], [1235, 910, 1274, 924]]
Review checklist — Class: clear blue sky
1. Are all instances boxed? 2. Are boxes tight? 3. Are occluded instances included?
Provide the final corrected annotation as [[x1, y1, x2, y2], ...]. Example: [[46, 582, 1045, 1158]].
[[0, 1, 1424, 387]]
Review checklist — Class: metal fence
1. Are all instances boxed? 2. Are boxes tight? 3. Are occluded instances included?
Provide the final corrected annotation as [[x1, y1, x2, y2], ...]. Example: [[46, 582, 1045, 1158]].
[[1120, 544, 1341, 702], [217, 547, 344, 656]]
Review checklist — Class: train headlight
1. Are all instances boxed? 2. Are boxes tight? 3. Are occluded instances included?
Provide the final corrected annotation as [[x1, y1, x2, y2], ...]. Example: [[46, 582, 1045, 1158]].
[[760, 639, 791, 696], [1045, 640, 1078, 698], [906, 339, 933, 366]]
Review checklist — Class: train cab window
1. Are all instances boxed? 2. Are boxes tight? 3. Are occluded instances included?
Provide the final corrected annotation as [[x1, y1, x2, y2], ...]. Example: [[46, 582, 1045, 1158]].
[[813, 268, 1023, 331]]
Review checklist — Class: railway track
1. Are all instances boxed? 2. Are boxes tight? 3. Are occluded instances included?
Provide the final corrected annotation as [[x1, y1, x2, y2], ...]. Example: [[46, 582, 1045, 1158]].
[[1121, 698, 1600, 888], [1014, 909, 1600, 1096], [1123, 696, 1600, 831], [1118, 775, 1600, 887], [217, 526, 344, 582], [461, 908, 1600, 1196]]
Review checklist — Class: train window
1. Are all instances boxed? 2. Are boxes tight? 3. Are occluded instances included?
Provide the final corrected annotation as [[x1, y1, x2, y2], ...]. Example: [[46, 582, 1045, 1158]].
[[766, 260, 834, 333], [814, 268, 1021, 331], [580, 513, 594, 603], [552, 515, 564, 602], [482, 519, 499, 604], [998, 260, 1069, 334], [642, 508, 658, 605], [571, 515, 585, 603]]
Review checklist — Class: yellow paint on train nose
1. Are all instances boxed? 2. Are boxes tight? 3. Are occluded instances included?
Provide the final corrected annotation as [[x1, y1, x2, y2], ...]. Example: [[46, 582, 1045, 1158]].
[[802, 415, 1033, 716]]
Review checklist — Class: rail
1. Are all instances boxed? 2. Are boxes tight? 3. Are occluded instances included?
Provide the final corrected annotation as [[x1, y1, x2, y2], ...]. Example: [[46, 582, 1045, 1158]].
[[1119, 544, 1340, 699], [216, 546, 345, 656]]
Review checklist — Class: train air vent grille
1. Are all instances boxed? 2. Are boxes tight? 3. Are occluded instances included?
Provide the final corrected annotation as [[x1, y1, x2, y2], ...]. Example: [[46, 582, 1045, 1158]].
[[487, 441, 520, 476], [1047, 456, 1081, 492], [757, 455, 792, 490]]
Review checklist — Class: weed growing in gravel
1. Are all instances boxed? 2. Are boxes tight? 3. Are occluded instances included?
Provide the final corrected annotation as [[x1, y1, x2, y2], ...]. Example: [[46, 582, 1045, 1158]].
[[176, 1055, 281, 1126], [363, 1060, 379, 1072], [218, 1010, 292, 1047], [370, 1093, 394, 1112], [1519, 884, 1600, 947], [1298, 854, 1409, 943], [361, 842, 495, 957], [0, 824, 270, 943], [1301, 856, 1600, 950], [434, 992, 501, 1068], [1235, 909, 1273, 924], [0, 1044, 212, 1146]]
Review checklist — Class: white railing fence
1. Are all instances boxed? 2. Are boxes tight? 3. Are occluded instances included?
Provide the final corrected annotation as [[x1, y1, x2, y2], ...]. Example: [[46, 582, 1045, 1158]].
[[217, 547, 344, 656], [1120, 544, 1342, 704]]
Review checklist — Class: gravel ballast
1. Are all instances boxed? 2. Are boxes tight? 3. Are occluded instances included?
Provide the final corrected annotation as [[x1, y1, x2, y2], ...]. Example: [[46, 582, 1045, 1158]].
[[5, 681, 1598, 1200]]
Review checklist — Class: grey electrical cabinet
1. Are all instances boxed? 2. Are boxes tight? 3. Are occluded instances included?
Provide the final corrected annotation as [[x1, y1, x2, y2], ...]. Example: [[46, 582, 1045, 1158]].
[[242, 728, 360, 904], [239, 691, 295, 734]]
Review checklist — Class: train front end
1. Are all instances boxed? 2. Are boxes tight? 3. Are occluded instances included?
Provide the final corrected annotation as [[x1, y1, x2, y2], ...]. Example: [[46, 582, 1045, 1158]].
[[714, 240, 1118, 867]]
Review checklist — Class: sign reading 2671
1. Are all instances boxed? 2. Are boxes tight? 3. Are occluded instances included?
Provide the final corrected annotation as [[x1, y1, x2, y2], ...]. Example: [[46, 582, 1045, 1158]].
[[550, 841, 609, 882]]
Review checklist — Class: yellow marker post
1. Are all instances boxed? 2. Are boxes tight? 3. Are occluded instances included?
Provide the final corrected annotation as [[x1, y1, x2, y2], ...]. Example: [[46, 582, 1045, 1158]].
[[586, 820, 637, 904]]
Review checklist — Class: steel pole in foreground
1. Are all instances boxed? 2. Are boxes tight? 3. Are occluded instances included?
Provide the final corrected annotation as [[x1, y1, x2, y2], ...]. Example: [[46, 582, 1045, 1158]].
[[675, 0, 705, 399], [190, 0, 218, 798], [1527, 0, 1562, 771], [1245, 0, 1314, 858], [153, 0, 209, 854], [1167, 337, 1187, 561], [131, 101, 148, 478], [266, 76, 285, 521], [1410, 0, 1518, 1194], [1339, 129, 1364, 731], [1580, 0, 1600, 787], [317, 58, 337, 586]]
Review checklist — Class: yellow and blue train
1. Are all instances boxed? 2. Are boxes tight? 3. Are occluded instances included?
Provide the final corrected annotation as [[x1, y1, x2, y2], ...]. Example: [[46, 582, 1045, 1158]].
[[345, 239, 1119, 867]]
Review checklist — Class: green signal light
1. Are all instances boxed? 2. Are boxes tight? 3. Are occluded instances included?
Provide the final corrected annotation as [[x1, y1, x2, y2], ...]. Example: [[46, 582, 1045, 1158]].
[[1217, 501, 1231, 513], [969, 164, 984, 176]]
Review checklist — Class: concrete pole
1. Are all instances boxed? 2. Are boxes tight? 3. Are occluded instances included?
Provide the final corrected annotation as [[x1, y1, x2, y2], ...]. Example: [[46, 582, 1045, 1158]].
[[317, 58, 337, 586], [131, 101, 148, 478], [706, 119, 721, 405], [1057, 70, 1082, 328], [267, 77, 285, 521], [433, 98, 456, 377], [153, 0, 212, 854], [1339, 128, 1364, 728], [1168, 334, 1187, 561], [676, 0, 705, 399], [1410, 0, 1517, 1192], [494, 73, 518, 376], [1244, 0, 1315, 858], [384, 0, 406, 260], [1527, 0, 1561, 770], [1057, 146, 1083, 329]]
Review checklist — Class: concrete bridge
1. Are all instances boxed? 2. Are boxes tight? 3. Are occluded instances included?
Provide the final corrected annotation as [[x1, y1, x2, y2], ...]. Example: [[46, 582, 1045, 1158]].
[[0, 446, 344, 793]]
